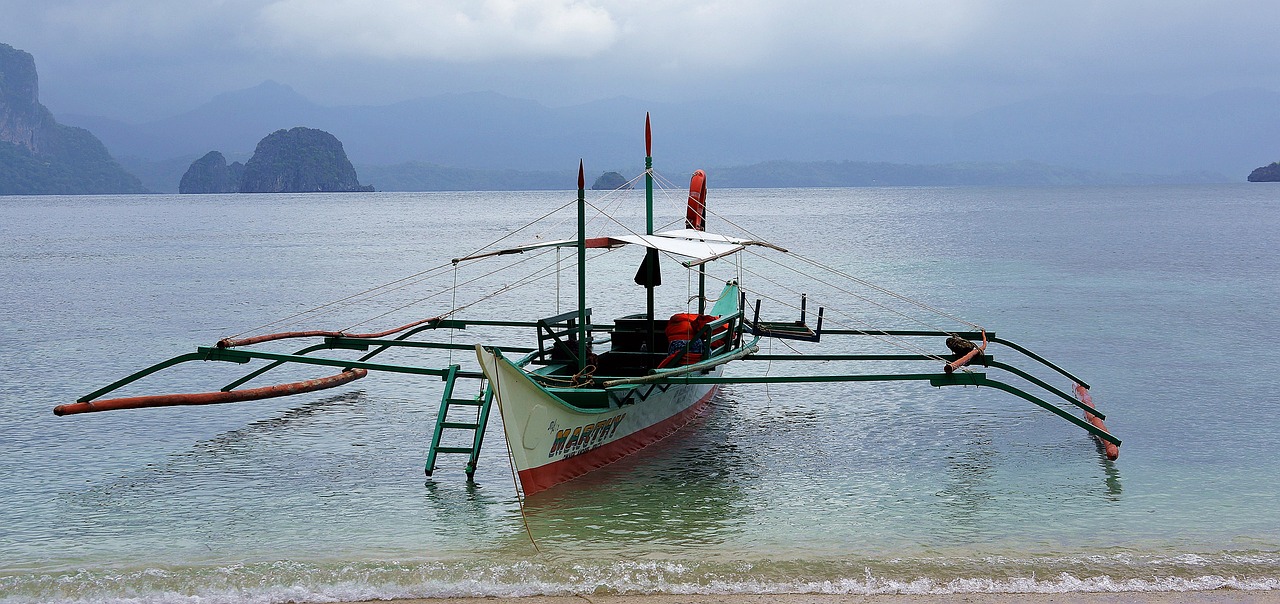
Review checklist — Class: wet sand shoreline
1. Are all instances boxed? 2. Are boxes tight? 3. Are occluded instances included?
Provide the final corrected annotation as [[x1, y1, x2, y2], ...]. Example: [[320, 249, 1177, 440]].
[[349, 592, 1280, 604]]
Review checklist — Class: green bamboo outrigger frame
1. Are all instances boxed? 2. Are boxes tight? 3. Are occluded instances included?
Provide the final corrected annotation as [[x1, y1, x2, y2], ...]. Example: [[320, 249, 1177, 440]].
[[53, 114, 1120, 483], [55, 312, 1121, 481]]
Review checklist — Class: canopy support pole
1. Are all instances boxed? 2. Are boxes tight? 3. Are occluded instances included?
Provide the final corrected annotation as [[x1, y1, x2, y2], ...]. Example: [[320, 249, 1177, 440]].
[[577, 161, 588, 372], [644, 114, 657, 363]]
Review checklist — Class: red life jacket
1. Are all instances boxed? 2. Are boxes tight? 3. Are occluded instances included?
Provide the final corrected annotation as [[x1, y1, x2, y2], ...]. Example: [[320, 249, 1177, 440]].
[[659, 313, 721, 367]]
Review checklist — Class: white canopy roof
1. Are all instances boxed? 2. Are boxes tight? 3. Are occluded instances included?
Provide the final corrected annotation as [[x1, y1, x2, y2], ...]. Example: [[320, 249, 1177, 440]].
[[608, 233, 743, 266], [453, 229, 783, 266], [653, 229, 754, 244]]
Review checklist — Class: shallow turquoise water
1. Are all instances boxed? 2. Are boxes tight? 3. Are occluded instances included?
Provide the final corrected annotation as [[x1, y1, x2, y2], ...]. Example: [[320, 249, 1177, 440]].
[[2, 184, 1278, 602]]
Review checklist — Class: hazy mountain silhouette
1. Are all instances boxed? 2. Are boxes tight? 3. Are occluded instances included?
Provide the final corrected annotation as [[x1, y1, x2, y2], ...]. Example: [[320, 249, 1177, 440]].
[[63, 81, 326, 162], [60, 81, 1280, 191]]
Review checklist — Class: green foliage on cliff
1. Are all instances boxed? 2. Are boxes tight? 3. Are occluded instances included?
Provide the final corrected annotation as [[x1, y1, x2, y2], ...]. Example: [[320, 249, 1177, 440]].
[[591, 171, 630, 190], [179, 151, 241, 193], [239, 127, 371, 193], [0, 125, 147, 195], [0, 42, 146, 195], [1247, 162, 1280, 182]]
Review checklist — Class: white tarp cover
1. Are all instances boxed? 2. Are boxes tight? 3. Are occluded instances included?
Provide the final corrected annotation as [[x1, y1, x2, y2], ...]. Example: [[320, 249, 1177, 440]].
[[653, 229, 754, 244], [455, 229, 773, 264], [607, 233, 743, 263]]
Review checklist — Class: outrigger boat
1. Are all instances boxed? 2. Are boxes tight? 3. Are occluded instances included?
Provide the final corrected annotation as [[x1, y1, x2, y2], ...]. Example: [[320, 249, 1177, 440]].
[[54, 115, 1120, 497]]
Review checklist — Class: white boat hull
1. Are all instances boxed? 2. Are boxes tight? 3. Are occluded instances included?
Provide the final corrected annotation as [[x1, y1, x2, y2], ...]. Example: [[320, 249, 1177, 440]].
[[475, 346, 720, 496]]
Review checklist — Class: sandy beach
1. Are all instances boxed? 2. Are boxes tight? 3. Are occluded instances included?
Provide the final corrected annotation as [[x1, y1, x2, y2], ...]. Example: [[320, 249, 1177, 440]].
[[351, 593, 1280, 604]]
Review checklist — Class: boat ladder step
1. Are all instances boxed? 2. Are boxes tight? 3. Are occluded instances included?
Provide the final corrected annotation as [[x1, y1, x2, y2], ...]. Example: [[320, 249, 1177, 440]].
[[425, 364, 494, 480], [434, 446, 475, 454], [440, 421, 479, 430]]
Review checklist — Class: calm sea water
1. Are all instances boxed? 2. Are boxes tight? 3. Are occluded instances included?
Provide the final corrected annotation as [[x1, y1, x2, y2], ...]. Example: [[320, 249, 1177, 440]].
[[2, 184, 1279, 603]]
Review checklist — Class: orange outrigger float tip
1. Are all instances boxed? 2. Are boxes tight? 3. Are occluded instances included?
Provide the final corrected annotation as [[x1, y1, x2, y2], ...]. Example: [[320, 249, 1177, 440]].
[[1074, 384, 1120, 460]]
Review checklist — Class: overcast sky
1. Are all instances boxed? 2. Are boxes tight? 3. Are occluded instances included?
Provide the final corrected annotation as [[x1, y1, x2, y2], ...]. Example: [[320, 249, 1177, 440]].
[[3, 0, 1279, 123]]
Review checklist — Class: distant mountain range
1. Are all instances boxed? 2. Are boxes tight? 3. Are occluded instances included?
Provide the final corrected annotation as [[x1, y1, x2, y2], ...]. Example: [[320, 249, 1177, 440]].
[[60, 80, 1280, 192]]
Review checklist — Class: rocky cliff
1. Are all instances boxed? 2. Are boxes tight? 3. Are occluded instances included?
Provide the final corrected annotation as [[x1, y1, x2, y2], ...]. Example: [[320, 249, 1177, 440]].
[[0, 42, 48, 153], [179, 151, 243, 193], [239, 127, 371, 193], [1247, 162, 1280, 182], [0, 43, 146, 194], [591, 171, 630, 190]]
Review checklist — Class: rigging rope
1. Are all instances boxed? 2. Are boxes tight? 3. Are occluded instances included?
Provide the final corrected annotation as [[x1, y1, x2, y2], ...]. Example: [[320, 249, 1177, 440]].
[[633, 171, 970, 364], [487, 352, 541, 553], [693, 258, 957, 365], [729, 270, 953, 364], [740, 248, 958, 335], [226, 193, 593, 341], [533, 171, 645, 241], [224, 260, 458, 340], [444, 247, 621, 321], [449, 262, 458, 365], [339, 246, 563, 332], [459, 197, 579, 260], [650, 170, 984, 333], [228, 164, 980, 365], [649, 168, 984, 338], [779, 251, 984, 331]]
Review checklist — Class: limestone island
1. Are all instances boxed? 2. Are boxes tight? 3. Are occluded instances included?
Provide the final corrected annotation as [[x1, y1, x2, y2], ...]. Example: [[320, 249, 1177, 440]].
[[591, 171, 632, 190], [181, 126, 373, 193], [0, 43, 146, 195], [1247, 162, 1280, 182]]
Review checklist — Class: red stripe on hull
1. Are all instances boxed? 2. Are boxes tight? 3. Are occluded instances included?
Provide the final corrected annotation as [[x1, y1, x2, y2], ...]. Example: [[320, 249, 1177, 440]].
[[517, 386, 718, 496]]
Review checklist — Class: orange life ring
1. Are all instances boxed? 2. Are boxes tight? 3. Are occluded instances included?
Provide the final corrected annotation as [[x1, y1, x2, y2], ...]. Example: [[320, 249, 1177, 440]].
[[686, 170, 707, 231]]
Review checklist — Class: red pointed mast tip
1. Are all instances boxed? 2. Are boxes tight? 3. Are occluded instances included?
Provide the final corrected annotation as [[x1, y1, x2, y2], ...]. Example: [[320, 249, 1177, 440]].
[[645, 113, 652, 157], [578, 160, 585, 190]]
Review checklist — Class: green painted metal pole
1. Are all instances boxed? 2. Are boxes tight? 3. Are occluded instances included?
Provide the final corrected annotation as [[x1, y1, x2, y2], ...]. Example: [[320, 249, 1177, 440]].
[[222, 342, 333, 391], [77, 352, 211, 403], [695, 149, 705, 315], [645, 113, 654, 235], [197, 346, 456, 377], [425, 364, 460, 475], [577, 160, 588, 372], [466, 383, 495, 478], [968, 376, 1121, 446], [986, 359, 1104, 419], [644, 114, 658, 358], [989, 335, 1090, 390], [699, 270, 706, 315]]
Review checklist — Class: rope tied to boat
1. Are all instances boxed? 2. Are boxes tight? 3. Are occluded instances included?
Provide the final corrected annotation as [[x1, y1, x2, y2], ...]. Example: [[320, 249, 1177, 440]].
[[944, 329, 987, 374], [217, 243, 588, 350], [530, 364, 598, 388]]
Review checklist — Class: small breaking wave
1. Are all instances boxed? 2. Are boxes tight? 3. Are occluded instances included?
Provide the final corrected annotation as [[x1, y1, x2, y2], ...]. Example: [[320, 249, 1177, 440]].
[[3, 553, 1278, 604]]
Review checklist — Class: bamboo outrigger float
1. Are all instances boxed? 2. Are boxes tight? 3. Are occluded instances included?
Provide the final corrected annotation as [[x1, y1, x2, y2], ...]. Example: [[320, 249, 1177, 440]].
[[54, 114, 1120, 497]]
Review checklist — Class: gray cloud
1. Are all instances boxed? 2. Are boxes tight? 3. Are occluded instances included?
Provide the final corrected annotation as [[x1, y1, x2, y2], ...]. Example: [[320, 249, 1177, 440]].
[[2, 0, 1278, 121], [255, 0, 619, 61]]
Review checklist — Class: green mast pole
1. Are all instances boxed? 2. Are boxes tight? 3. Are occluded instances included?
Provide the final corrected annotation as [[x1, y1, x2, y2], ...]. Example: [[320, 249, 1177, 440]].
[[644, 114, 658, 361], [577, 160, 588, 372], [699, 269, 707, 315], [645, 113, 654, 235]]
